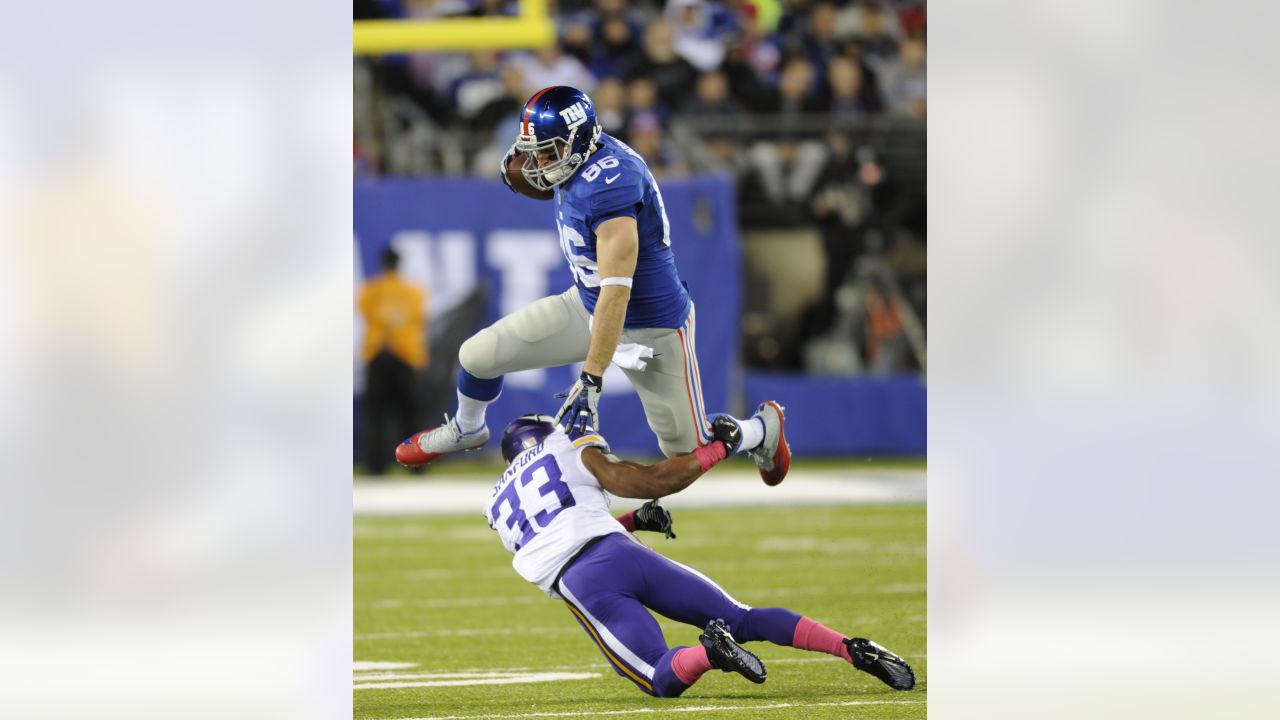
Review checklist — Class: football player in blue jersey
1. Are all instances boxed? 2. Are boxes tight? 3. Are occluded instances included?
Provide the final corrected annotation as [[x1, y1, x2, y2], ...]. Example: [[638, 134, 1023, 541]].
[[397, 85, 790, 485]]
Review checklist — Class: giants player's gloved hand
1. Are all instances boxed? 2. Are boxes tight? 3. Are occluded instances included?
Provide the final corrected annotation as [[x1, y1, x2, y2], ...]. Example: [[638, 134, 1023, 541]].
[[710, 414, 744, 454], [500, 142, 519, 193], [633, 500, 676, 539], [554, 371, 603, 436]]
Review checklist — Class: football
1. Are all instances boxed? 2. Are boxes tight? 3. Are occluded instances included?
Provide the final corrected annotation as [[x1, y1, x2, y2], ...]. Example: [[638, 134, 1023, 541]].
[[505, 152, 554, 200]]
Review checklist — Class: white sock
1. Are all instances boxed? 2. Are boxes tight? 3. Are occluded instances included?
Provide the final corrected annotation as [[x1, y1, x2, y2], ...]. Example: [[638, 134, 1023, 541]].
[[737, 416, 766, 453], [455, 390, 491, 434]]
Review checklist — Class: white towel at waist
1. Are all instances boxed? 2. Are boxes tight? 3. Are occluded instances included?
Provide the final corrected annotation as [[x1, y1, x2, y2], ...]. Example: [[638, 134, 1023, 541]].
[[588, 317, 656, 371]]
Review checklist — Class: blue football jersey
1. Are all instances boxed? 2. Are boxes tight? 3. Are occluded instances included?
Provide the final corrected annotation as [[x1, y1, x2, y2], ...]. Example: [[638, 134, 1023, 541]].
[[551, 133, 691, 329]]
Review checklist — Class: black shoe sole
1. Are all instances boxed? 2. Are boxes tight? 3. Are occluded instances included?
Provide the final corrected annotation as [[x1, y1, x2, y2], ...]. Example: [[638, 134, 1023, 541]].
[[702, 624, 767, 684], [848, 638, 915, 691]]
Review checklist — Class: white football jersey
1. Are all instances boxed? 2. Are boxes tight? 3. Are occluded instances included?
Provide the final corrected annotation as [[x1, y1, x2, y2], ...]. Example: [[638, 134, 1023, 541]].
[[483, 428, 634, 596]]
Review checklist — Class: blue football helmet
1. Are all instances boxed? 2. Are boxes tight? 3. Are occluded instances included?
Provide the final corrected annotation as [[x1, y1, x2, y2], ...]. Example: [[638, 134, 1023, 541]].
[[516, 85, 602, 191], [500, 414, 558, 463]]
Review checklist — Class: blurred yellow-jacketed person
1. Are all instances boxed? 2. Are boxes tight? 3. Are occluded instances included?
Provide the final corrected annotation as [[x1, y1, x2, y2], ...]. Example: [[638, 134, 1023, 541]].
[[358, 247, 428, 474]]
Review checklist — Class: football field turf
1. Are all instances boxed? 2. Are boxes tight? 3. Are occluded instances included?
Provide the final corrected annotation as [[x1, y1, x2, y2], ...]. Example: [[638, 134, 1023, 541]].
[[355, 503, 926, 719]]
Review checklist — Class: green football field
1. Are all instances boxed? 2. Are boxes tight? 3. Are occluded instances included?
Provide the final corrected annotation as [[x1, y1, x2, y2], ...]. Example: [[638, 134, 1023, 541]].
[[355, 503, 926, 719]]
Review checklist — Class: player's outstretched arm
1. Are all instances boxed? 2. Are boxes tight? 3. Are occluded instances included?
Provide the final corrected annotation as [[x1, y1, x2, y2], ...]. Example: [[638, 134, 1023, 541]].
[[582, 440, 729, 499], [583, 216, 638, 378], [555, 216, 639, 435]]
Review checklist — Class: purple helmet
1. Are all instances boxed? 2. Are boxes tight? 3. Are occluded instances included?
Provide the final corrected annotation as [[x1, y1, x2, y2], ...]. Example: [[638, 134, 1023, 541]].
[[500, 414, 558, 463]]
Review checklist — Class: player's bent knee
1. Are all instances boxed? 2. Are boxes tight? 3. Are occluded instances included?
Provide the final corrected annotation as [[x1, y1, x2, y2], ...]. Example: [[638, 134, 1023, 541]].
[[457, 330, 501, 379]]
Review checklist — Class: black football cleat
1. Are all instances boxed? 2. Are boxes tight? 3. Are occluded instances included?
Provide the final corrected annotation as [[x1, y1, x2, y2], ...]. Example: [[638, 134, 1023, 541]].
[[846, 637, 915, 690], [700, 619, 766, 684]]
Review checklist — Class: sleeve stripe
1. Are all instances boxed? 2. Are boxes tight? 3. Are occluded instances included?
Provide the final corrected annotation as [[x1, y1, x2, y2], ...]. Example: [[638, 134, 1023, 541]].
[[572, 434, 606, 448]]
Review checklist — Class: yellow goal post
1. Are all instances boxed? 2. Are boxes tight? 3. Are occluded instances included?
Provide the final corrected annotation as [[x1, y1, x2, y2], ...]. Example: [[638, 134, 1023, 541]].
[[353, 0, 555, 54]]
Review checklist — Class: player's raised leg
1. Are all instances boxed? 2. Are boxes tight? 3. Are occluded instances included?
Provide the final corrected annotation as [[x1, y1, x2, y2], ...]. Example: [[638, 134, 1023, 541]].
[[708, 401, 791, 485], [396, 288, 593, 467]]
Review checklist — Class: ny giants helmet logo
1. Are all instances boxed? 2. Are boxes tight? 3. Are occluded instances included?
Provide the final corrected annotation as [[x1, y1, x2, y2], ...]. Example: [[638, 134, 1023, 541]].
[[558, 102, 589, 130]]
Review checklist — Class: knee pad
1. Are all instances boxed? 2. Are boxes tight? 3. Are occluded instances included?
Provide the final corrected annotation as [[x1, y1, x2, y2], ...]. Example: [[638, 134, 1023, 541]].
[[457, 329, 500, 378]]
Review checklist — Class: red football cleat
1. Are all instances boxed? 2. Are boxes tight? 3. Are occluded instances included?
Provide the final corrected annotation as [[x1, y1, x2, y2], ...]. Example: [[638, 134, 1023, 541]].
[[395, 415, 490, 468], [747, 401, 790, 486]]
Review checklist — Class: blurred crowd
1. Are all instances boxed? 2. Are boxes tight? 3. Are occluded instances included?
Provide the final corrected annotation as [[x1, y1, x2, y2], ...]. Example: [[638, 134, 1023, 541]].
[[355, 0, 926, 374]]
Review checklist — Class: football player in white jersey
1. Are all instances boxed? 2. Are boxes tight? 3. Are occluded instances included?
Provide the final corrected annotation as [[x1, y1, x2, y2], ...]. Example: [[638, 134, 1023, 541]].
[[483, 413, 915, 698]]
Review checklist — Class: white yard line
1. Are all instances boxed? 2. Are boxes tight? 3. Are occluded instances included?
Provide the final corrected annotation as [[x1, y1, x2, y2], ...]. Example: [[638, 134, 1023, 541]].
[[370, 698, 926, 720], [353, 655, 929, 680], [355, 469, 925, 516], [357, 626, 581, 640], [354, 661, 419, 671], [356, 672, 600, 690]]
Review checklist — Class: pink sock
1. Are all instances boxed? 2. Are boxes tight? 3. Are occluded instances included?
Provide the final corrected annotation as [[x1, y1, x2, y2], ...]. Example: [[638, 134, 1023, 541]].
[[793, 616, 853, 663], [670, 645, 714, 685]]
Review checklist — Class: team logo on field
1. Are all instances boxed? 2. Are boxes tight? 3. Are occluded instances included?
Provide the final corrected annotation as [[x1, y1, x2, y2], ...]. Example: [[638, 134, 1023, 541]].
[[559, 103, 588, 129]]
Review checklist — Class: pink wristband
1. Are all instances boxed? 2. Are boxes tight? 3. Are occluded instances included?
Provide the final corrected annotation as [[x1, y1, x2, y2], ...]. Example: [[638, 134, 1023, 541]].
[[616, 511, 637, 532], [693, 441, 728, 473]]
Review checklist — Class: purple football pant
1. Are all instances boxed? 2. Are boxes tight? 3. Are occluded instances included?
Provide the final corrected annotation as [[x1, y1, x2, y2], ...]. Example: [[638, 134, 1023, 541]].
[[556, 532, 802, 697]]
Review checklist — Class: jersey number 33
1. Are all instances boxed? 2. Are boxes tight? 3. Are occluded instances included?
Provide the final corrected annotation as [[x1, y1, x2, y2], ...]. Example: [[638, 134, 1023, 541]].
[[488, 456, 576, 550]]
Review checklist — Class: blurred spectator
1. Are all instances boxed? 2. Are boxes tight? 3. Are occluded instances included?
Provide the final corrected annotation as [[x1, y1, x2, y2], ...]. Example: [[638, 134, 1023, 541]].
[[665, 0, 738, 72], [791, 131, 885, 355], [593, 76, 628, 136], [449, 51, 505, 122], [630, 21, 699, 112], [511, 43, 597, 95], [469, 63, 535, 175], [401, 2, 476, 112], [681, 70, 742, 125], [593, 12, 646, 80], [473, 62, 532, 136], [739, 136, 828, 227], [896, 0, 927, 39], [722, 38, 780, 113], [679, 70, 746, 171], [838, 1, 903, 62], [628, 115, 687, 179], [358, 248, 429, 474], [799, 1, 843, 83], [838, 43, 887, 115], [561, 19, 596, 67], [863, 281, 908, 375], [731, 0, 782, 79], [625, 76, 668, 137], [826, 56, 875, 122], [874, 35, 926, 119], [766, 56, 827, 133]]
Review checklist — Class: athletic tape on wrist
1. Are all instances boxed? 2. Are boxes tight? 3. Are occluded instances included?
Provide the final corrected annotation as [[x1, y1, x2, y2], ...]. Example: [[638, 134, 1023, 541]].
[[693, 441, 728, 473], [599, 277, 633, 288]]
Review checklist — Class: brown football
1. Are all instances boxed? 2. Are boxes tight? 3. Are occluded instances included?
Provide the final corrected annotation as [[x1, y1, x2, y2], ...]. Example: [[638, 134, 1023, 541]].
[[505, 153, 554, 200]]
